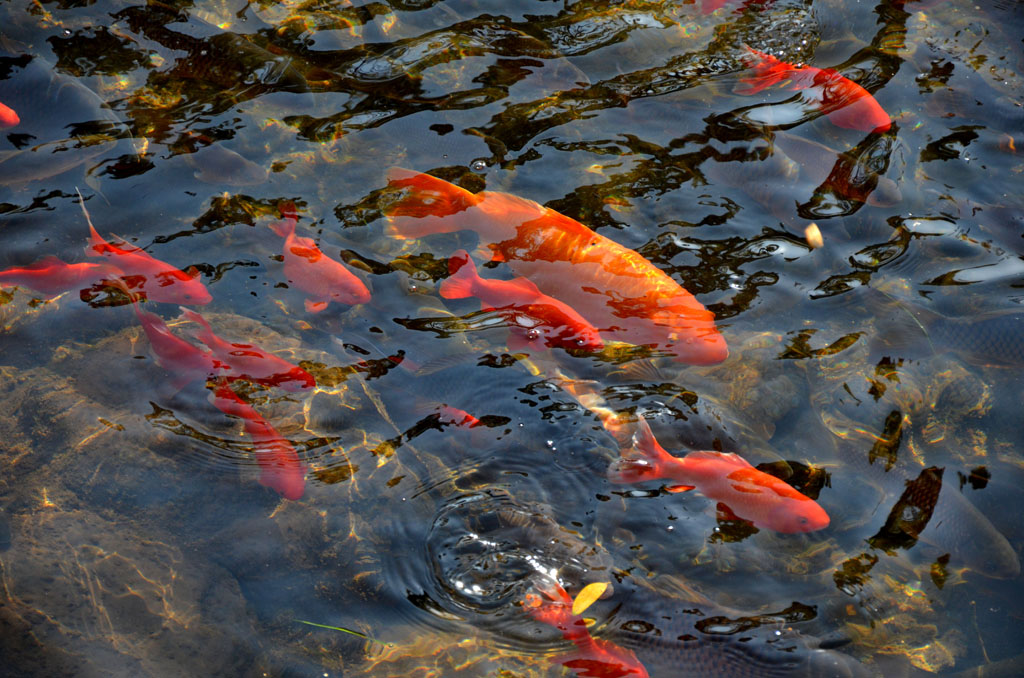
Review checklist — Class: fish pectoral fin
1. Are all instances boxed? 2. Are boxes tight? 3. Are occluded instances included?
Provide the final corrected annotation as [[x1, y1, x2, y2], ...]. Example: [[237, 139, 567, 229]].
[[304, 298, 329, 313], [666, 484, 695, 493]]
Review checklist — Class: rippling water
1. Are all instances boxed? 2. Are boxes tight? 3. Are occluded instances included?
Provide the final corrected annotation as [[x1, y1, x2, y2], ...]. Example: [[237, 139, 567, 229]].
[[2, 0, 1023, 676]]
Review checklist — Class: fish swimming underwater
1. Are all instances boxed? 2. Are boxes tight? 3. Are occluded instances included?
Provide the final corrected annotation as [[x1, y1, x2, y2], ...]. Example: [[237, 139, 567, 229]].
[[385, 169, 727, 364], [0, 101, 18, 127], [0, 256, 119, 296], [209, 381, 306, 501], [128, 298, 227, 390], [268, 202, 371, 312], [524, 578, 649, 678], [440, 250, 604, 352], [85, 221, 212, 305], [736, 47, 891, 134], [608, 418, 829, 533], [181, 309, 316, 392]]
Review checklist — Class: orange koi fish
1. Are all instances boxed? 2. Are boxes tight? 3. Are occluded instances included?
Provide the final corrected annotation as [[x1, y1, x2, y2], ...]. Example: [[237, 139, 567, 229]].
[[524, 578, 649, 678], [0, 256, 118, 295], [436, 404, 482, 429], [736, 46, 891, 134], [608, 418, 829, 533], [441, 250, 604, 353], [129, 299, 227, 389], [0, 101, 19, 128], [210, 381, 306, 500], [385, 170, 727, 365], [181, 309, 316, 392], [268, 203, 371, 312], [86, 222, 212, 305]]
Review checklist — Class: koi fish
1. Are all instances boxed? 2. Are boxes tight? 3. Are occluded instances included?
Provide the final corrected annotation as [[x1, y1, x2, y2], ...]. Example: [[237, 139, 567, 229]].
[[0, 101, 19, 128], [209, 381, 306, 500], [436, 404, 482, 429], [129, 298, 227, 390], [440, 250, 604, 352], [0, 256, 119, 296], [736, 46, 891, 134], [607, 418, 829, 533], [268, 203, 371, 312], [180, 309, 316, 392], [385, 169, 727, 364], [524, 577, 649, 678], [85, 222, 212, 305]]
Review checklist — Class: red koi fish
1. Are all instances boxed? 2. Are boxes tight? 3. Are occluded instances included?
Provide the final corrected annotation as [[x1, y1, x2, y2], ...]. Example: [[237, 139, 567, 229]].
[[736, 46, 891, 134], [608, 418, 829, 533], [181, 308, 316, 392], [436, 404, 482, 429], [524, 578, 649, 678], [85, 222, 212, 305], [0, 256, 119, 295], [268, 203, 371, 312], [0, 101, 19, 128], [129, 299, 227, 390], [441, 250, 604, 352], [385, 169, 726, 365], [209, 381, 306, 500]]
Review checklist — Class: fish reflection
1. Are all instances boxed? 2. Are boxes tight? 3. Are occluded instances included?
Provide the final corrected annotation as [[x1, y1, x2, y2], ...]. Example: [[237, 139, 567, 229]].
[[736, 47, 891, 134], [608, 418, 829, 533], [440, 250, 604, 353], [385, 169, 727, 364]]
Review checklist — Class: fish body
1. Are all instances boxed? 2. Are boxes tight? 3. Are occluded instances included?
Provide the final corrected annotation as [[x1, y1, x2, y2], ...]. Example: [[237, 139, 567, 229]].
[[182, 309, 316, 392], [0, 256, 118, 295], [737, 47, 891, 134], [269, 205, 371, 312], [385, 169, 726, 364], [436, 404, 482, 429], [608, 418, 829, 533], [131, 302, 226, 389], [85, 223, 212, 305], [440, 250, 603, 352], [524, 578, 649, 678], [0, 101, 18, 127], [209, 382, 306, 500]]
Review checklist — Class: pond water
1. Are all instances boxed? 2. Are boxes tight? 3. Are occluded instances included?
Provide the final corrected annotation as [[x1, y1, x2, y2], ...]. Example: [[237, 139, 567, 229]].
[[1, 0, 1023, 676]]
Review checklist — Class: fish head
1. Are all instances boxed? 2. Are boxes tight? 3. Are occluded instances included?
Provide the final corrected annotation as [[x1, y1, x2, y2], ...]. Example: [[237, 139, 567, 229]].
[[668, 329, 729, 365], [765, 496, 830, 533]]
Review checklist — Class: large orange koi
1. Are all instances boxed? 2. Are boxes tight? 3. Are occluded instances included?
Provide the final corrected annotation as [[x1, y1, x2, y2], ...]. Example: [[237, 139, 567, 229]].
[[608, 418, 829, 533], [736, 46, 891, 134], [209, 381, 306, 500], [385, 169, 727, 365], [524, 578, 649, 678]]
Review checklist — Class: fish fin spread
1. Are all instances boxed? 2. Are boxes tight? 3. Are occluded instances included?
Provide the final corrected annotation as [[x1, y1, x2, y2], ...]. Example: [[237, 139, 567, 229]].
[[269, 216, 296, 239], [384, 168, 479, 238], [85, 220, 111, 257], [666, 484, 696, 493], [438, 250, 479, 300], [716, 502, 748, 524], [631, 418, 674, 464], [305, 298, 329, 313], [504, 276, 543, 297], [180, 307, 219, 347]]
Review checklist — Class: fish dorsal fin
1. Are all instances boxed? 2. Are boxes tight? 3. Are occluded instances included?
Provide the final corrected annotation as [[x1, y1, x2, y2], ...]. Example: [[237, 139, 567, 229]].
[[631, 417, 671, 462], [684, 450, 753, 468], [385, 167, 480, 217], [503, 276, 542, 297]]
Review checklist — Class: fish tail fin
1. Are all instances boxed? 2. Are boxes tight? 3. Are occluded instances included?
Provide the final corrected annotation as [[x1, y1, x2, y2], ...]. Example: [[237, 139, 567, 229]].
[[734, 45, 788, 95], [523, 578, 581, 634], [180, 307, 217, 345], [607, 418, 676, 485], [269, 201, 299, 238], [384, 168, 479, 238], [438, 250, 479, 300]]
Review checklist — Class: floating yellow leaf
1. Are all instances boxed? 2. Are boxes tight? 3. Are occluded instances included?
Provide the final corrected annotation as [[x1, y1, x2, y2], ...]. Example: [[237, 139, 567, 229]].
[[572, 582, 609, 616]]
